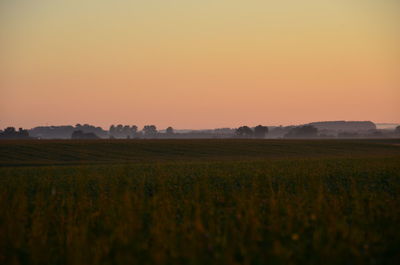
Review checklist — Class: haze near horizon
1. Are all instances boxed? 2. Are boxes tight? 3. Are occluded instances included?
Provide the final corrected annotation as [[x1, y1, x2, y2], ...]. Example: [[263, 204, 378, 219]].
[[1, 0, 399, 129]]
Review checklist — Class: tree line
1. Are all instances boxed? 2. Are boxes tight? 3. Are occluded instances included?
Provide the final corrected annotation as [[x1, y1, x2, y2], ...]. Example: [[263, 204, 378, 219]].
[[0, 127, 31, 139], [1, 124, 399, 140], [109, 125, 173, 138]]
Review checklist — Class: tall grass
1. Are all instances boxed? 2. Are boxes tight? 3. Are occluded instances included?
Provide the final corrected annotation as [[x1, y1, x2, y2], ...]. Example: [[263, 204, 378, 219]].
[[1, 154, 399, 265]]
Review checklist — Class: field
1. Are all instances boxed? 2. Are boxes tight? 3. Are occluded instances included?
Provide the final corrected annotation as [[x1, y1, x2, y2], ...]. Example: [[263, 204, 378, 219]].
[[1, 139, 400, 265]]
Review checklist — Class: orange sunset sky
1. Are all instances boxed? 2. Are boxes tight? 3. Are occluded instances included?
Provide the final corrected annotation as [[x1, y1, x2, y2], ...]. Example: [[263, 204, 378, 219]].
[[1, 0, 399, 129]]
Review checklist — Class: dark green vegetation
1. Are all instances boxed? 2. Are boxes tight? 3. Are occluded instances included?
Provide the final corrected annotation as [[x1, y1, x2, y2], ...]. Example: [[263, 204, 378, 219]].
[[1, 139, 400, 265]]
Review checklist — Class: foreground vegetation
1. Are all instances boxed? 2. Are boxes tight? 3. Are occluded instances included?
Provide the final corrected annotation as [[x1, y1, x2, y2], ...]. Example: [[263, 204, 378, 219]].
[[1, 139, 400, 265]]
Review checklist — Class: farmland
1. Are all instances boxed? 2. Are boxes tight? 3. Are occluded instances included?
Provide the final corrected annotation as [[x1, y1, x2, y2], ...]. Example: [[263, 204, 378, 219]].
[[1, 139, 400, 265]]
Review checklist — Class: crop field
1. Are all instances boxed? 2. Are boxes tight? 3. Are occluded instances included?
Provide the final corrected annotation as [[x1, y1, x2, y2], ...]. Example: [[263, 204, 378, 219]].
[[1, 139, 400, 265]]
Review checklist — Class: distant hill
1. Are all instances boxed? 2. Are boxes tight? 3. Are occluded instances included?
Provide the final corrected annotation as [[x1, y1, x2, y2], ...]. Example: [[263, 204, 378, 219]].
[[375, 123, 400, 130], [308, 121, 376, 132]]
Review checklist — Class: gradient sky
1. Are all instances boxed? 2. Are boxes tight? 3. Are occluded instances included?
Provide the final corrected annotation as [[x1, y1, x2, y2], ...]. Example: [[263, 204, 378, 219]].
[[1, 0, 399, 129]]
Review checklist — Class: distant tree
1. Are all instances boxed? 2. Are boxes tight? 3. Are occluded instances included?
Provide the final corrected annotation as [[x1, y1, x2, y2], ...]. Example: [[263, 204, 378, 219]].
[[18, 128, 29, 138], [130, 125, 138, 138], [235, 126, 253, 137], [254, 125, 269, 138], [4, 127, 16, 134], [166, 127, 174, 135], [395, 125, 400, 135], [0, 127, 17, 139], [143, 125, 157, 137], [109, 125, 137, 138], [109, 125, 116, 136], [116, 124, 123, 133], [112, 124, 122, 138], [122, 125, 131, 138], [71, 130, 99, 139], [0, 127, 31, 139], [285, 125, 318, 138]]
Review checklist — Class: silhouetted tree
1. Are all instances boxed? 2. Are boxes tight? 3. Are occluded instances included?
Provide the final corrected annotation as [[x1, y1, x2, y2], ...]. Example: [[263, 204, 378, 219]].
[[109, 125, 116, 135], [116, 125, 123, 135], [125, 125, 138, 138], [166, 127, 174, 135], [109, 124, 138, 138], [122, 125, 131, 138], [130, 125, 138, 136], [254, 125, 268, 138], [0, 127, 31, 139], [284, 125, 318, 138], [4, 127, 16, 134], [143, 125, 157, 137], [18, 128, 29, 138], [395, 125, 400, 135], [71, 130, 99, 139], [235, 126, 253, 137]]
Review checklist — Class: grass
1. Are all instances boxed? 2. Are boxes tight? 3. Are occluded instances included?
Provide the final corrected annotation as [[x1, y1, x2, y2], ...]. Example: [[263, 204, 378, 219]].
[[0, 139, 400, 265]]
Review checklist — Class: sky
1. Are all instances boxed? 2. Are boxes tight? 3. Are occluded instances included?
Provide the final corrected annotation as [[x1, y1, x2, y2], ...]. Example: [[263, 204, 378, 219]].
[[1, 0, 399, 129]]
